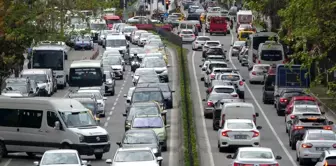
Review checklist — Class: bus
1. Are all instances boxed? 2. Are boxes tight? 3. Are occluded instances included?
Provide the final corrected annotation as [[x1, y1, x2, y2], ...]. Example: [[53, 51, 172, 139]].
[[30, 41, 70, 89], [67, 60, 106, 87]]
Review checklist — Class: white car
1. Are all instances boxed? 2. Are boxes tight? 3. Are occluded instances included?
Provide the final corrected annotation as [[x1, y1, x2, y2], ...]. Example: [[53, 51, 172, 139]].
[[248, 64, 270, 84], [296, 130, 336, 165], [179, 29, 195, 42], [285, 105, 321, 133], [315, 150, 336, 166], [202, 40, 221, 52], [217, 119, 261, 151], [191, 36, 211, 50], [122, 26, 138, 40], [138, 33, 152, 46], [210, 85, 239, 98], [131, 30, 148, 44], [226, 147, 282, 165], [204, 67, 237, 86], [34, 149, 90, 166], [106, 147, 162, 166], [216, 73, 245, 99], [77, 89, 107, 117], [132, 68, 157, 85]]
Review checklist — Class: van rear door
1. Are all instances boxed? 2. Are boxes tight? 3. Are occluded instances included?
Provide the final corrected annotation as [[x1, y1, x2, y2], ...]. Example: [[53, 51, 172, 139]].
[[224, 106, 254, 120]]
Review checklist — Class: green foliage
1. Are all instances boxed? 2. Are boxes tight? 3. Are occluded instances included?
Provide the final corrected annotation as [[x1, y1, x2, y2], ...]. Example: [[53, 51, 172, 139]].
[[163, 40, 200, 166]]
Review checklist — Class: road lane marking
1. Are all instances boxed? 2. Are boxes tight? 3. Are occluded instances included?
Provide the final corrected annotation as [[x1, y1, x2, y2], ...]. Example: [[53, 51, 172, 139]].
[[109, 111, 113, 115], [191, 51, 215, 166], [228, 32, 298, 166], [104, 122, 108, 127], [107, 117, 110, 121], [111, 107, 115, 110], [3, 158, 12, 166]]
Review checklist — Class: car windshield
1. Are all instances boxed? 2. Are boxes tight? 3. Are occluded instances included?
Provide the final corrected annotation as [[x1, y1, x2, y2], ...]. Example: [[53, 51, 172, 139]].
[[197, 37, 210, 41], [138, 76, 160, 84], [208, 93, 232, 101], [132, 117, 163, 128], [294, 106, 319, 113], [115, 150, 154, 162], [128, 106, 160, 120], [214, 87, 234, 93], [123, 132, 157, 144], [240, 151, 273, 159], [227, 122, 254, 129], [41, 152, 79, 165], [220, 75, 240, 81], [144, 59, 166, 68], [106, 39, 127, 47], [294, 100, 316, 105], [307, 133, 336, 140], [59, 111, 96, 128], [209, 63, 227, 70], [5, 83, 28, 93], [21, 74, 47, 83], [132, 91, 163, 102], [124, 27, 137, 32]]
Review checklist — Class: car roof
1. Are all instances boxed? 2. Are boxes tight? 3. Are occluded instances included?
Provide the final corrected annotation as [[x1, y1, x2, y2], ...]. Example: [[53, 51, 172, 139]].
[[44, 149, 78, 154], [21, 69, 48, 75], [134, 87, 161, 92], [213, 85, 235, 89], [238, 147, 273, 152]]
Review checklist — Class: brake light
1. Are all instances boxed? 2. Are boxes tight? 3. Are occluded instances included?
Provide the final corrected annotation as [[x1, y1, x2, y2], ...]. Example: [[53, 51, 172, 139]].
[[252, 130, 259, 137], [332, 144, 336, 148], [302, 143, 313, 148], [207, 101, 214, 107], [179, 34, 183, 37], [210, 74, 215, 79], [294, 126, 304, 130], [252, 71, 256, 75], [323, 126, 332, 130], [221, 130, 230, 137], [258, 60, 261, 64], [290, 115, 296, 119], [279, 98, 288, 103], [192, 34, 195, 37], [239, 81, 244, 86], [232, 94, 238, 97], [208, 87, 212, 92]]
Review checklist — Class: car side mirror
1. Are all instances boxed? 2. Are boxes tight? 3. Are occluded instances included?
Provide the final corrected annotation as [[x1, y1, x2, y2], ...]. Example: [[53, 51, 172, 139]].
[[257, 126, 262, 130], [199, 65, 202, 67], [242, 79, 245, 82], [122, 113, 127, 116], [202, 68, 206, 71], [255, 113, 259, 117], [165, 125, 170, 128], [202, 59, 205, 61], [161, 110, 167, 115], [276, 156, 282, 160], [321, 112, 325, 115], [33, 161, 39, 166], [248, 67, 252, 71], [230, 44, 233, 46], [126, 100, 130, 103], [177, 32, 180, 34], [54, 121, 61, 130], [116, 142, 122, 147], [226, 154, 232, 159], [106, 159, 112, 164], [202, 99, 206, 101]]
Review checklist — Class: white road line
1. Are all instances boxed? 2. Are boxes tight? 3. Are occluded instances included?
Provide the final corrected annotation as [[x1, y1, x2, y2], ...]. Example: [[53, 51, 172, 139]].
[[192, 51, 215, 166], [109, 111, 113, 115], [228, 33, 298, 166], [113, 102, 117, 106], [3, 158, 12, 166], [107, 117, 110, 121], [104, 122, 108, 127], [111, 106, 115, 110]]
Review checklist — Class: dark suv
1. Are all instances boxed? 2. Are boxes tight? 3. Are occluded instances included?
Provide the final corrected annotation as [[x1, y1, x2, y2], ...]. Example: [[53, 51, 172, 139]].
[[262, 74, 275, 104]]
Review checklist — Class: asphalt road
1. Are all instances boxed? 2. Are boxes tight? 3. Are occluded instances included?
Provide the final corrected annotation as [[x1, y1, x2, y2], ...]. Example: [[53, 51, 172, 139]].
[[182, 9, 332, 166], [0, 43, 181, 166]]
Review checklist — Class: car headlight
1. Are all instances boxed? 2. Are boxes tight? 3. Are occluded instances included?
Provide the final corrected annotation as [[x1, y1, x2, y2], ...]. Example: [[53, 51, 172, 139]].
[[152, 148, 158, 153], [77, 133, 85, 142], [107, 80, 112, 84]]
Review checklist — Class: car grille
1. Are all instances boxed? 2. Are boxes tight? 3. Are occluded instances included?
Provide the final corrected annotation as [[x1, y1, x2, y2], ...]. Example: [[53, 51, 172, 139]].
[[84, 135, 108, 143]]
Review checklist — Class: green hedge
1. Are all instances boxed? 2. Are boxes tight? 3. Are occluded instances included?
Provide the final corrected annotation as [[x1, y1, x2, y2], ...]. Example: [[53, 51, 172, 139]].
[[163, 41, 200, 166]]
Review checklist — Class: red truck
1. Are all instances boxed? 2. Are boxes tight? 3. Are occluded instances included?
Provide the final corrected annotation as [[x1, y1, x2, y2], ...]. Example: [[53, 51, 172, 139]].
[[209, 16, 228, 36]]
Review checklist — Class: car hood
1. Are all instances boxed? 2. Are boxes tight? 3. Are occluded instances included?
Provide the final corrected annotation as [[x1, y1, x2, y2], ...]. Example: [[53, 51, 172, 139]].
[[112, 161, 157, 166], [111, 65, 123, 70], [68, 126, 108, 136]]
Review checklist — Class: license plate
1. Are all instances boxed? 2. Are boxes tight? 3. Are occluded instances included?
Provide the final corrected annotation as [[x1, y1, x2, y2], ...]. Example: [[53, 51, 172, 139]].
[[94, 149, 104, 153], [234, 135, 247, 139], [316, 147, 329, 151]]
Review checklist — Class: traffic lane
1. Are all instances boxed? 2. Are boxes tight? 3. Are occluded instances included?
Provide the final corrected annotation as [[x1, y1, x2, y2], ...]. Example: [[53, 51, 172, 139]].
[[188, 34, 294, 165]]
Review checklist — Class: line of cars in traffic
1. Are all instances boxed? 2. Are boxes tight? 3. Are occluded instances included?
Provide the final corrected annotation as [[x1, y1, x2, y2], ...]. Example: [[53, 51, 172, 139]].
[[182, 2, 336, 165]]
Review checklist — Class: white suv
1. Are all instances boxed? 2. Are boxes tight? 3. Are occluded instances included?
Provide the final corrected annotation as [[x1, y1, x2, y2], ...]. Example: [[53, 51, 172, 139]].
[[216, 73, 245, 99]]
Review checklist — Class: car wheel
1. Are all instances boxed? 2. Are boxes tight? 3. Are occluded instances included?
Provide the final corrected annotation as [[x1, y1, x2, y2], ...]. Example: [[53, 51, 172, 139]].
[[291, 138, 296, 150], [111, 87, 115, 96], [239, 93, 244, 99], [26, 152, 36, 158], [120, 75, 123, 80]]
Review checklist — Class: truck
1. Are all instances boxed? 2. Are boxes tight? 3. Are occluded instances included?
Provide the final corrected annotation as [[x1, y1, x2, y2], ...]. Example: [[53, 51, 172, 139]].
[[274, 64, 310, 98], [209, 16, 228, 35]]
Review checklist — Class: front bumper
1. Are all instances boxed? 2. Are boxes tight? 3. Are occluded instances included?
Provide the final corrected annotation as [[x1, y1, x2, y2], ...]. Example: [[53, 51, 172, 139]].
[[73, 143, 110, 155], [74, 44, 92, 50]]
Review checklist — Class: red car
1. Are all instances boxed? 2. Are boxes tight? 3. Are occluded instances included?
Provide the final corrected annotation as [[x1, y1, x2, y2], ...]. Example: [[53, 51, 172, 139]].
[[285, 96, 321, 115]]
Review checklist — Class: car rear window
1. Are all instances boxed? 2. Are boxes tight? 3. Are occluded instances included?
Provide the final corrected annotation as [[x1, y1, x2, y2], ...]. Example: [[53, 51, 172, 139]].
[[326, 157, 336, 165], [283, 92, 305, 98], [209, 63, 227, 70], [197, 37, 210, 41], [294, 107, 319, 113], [294, 100, 316, 105], [214, 87, 234, 93], [307, 133, 336, 140], [182, 31, 193, 34], [260, 50, 283, 61], [220, 75, 240, 81]]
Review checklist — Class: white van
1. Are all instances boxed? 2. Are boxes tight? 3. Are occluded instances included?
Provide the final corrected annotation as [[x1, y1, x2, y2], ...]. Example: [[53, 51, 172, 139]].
[[20, 69, 57, 96], [0, 97, 110, 159], [104, 35, 129, 56], [257, 41, 285, 65], [219, 102, 259, 128]]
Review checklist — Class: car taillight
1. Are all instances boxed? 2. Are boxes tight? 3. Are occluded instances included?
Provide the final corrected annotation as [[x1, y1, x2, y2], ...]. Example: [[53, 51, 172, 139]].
[[252, 71, 256, 75], [207, 101, 214, 107], [239, 81, 244, 86], [192, 34, 195, 37], [323, 126, 332, 130], [221, 130, 230, 137], [290, 115, 296, 119], [179, 34, 183, 37], [258, 60, 261, 64], [210, 74, 215, 79], [232, 94, 238, 97], [332, 144, 336, 148], [294, 125, 304, 130], [252, 130, 259, 137], [302, 143, 313, 148], [279, 98, 288, 103]]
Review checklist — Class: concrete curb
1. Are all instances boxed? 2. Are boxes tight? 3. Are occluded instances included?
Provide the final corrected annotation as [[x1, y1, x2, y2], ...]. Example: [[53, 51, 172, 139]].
[[310, 92, 336, 122], [90, 47, 100, 60]]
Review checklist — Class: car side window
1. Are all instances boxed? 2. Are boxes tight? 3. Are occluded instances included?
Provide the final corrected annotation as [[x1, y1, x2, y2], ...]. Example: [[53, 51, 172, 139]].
[[47, 111, 60, 127], [18, 109, 43, 129], [0, 108, 19, 127]]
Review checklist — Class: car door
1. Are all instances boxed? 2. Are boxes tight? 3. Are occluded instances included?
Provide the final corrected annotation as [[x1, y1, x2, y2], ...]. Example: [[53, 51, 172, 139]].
[[43, 111, 65, 150]]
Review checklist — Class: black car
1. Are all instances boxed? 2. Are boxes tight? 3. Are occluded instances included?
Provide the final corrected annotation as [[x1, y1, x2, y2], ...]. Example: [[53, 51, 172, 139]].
[[202, 47, 227, 59], [211, 98, 242, 130], [202, 93, 235, 119], [262, 74, 275, 104], [123, 101, 167, 131], [137, 83, 175, 109], [288, 115, 333, 150], [116, 129, 163, 158], [274, 89, 306, 115], [126, 87, 167, 111]]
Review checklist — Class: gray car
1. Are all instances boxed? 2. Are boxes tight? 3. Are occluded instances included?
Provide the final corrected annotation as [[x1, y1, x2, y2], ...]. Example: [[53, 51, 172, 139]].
[[104, 70, 116, 96]]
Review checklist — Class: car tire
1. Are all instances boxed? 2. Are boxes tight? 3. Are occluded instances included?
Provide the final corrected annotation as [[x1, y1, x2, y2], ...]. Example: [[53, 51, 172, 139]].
[[262, 95, 266, 104], [286, 126, 288, 133], [239, 93, 244, 99], [299, 158, 306, 165], [0, 141, 7, 161], [111, 87, 115, 96], [95, 153, 103, 160], [26, 152, 36, 158], [120, 75, 123, 80], [291, 138, 296, 150]]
